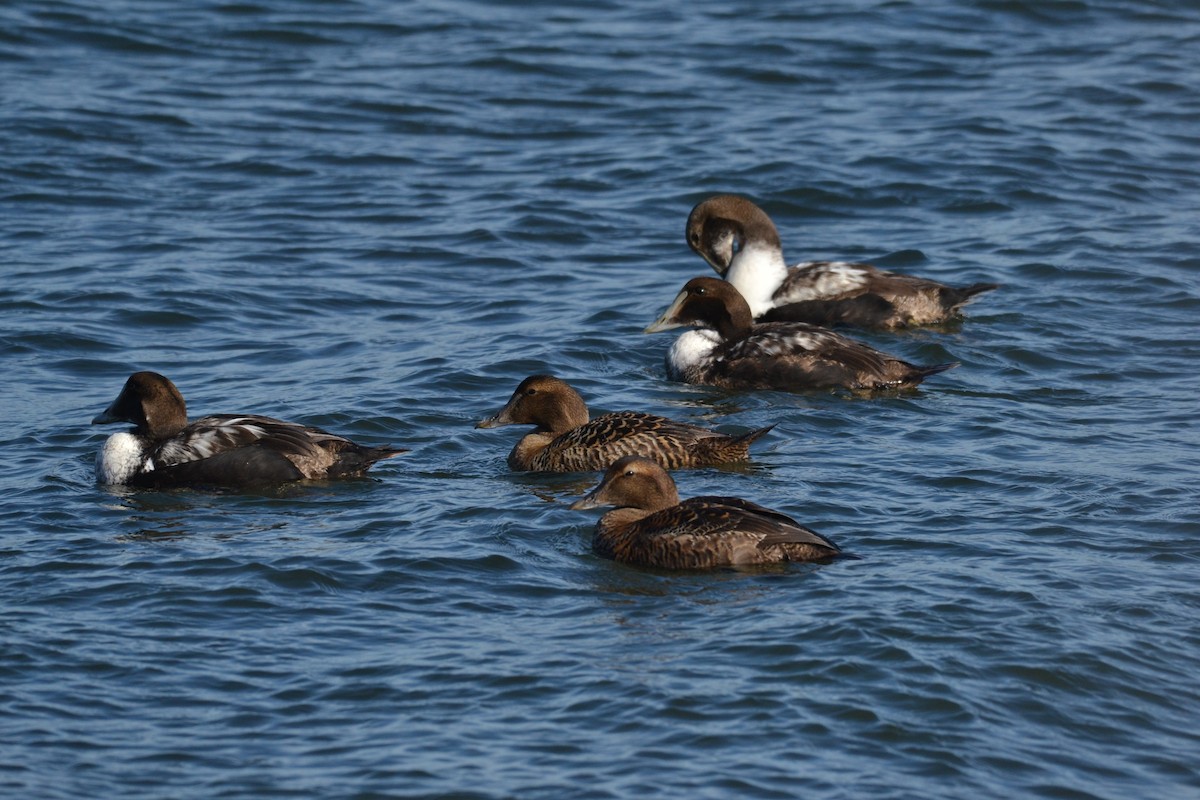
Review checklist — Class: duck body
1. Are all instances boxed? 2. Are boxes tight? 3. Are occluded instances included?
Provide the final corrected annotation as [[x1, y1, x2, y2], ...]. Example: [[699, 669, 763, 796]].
[[571, 456, 842, 569], [476, 374, 771, 472], [92, 371, 405, 488], [647, 277, 957, 393], [687, 195, 998, 329]]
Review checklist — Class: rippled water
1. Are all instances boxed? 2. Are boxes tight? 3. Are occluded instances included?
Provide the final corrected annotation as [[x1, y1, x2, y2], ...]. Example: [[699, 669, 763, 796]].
[[2, 1, 1199, 798]]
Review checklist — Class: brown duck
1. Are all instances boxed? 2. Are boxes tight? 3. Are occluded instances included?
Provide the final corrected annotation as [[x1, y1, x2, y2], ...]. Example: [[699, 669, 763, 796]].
[[687, 194, 998, 329], [92, 371, 406, 488], [570, 456, 843, 569], [475, 374, 772, 472], [646, 277, 957, 392]]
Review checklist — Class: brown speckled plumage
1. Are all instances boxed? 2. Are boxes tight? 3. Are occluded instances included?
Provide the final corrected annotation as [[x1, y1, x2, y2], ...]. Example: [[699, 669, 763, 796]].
[[646, 277, 957, 392], [686, 195, 998, 329], [571, 456, 842, 569], [476, 374, 772, 472]]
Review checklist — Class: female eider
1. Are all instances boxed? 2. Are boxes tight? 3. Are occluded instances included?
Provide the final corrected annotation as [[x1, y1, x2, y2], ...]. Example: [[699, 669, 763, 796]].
[[570, 456, 843, 569], [476, 374, 772, 472], [645, 277, 957, 393], [687, 194, 998, 329], [92, 371, 406, 488]]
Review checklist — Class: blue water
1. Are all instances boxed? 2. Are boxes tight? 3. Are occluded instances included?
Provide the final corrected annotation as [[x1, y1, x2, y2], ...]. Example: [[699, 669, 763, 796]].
[[2, 1, 1199, 798]]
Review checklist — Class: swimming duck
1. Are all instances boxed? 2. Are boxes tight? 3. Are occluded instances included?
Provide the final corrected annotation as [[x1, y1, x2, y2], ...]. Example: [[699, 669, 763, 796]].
[[570, 455, 843, 569], [476, 374, 772, 471], [645, 277, 957, 392], [92, 371, 406, 488], [686, 194, 998, 329]]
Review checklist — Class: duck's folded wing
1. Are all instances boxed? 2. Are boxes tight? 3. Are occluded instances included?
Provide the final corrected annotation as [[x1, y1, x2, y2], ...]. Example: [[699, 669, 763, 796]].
[[718, 325, 896, 387], [154, 415, 327, 466], [776, 261, 876, 303], [688, 496, 839, 552]]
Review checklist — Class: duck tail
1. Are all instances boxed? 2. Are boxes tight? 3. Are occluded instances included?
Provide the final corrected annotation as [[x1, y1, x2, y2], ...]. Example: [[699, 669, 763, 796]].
[[699, 424, 775, 463], [941, 282, 1000, 312], [329, 445, 409, 477], [734, 423, 776, 447], [918, 361, 960, 379]]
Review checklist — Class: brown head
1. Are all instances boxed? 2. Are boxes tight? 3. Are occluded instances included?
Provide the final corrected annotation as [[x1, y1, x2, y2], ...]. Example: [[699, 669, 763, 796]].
[[569, 455, 681, 514], [644, 276, 755, 341], [91, 371, 189, 439], [475, 374, 590, 435], [685, 195, 782, 274]]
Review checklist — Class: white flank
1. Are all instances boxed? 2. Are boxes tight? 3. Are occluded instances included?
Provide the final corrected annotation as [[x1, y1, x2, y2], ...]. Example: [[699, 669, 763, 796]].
[[96, 432, 151, 485], [725, 243, 790, 316]]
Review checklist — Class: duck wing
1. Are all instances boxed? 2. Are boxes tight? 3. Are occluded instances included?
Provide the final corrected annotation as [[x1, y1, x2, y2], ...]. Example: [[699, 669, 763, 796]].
[[687, 496, 840, 552], [714, 324, 900, 390], [539, 411, 725, 471], [776, 261, 878, 303], [153, 414, 327, 466]]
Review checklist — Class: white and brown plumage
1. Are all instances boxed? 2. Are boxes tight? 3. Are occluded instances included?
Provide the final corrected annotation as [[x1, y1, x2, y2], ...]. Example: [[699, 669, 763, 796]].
[[476, 374, 772, 472], [570, 456, 842, 569], [645, 277, 957, 393], [687, 194, 998, 329], [92, 371, 406, 488]]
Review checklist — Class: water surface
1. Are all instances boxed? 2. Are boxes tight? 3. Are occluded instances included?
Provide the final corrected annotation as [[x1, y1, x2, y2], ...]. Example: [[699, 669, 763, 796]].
[[1, 2, 1198, 798]]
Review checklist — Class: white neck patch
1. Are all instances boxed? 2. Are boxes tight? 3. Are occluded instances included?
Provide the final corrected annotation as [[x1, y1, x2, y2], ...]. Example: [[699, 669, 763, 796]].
[[725, 242, 789, 317], [96, 432, 152, 485]]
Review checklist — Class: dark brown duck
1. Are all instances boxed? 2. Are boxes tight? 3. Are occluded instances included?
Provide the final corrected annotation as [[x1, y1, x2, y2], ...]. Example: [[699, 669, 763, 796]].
[[687, 194, 998, 329], [646, 277, 957, 393], [571, 455, 843, 569], [475, 374, 772, 472], [92, 371, 406, 488]]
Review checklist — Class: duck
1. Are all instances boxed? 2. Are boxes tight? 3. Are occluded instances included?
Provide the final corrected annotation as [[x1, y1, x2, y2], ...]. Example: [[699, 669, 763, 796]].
[[645, 277, 957, 393], [475, 374, 773, 471], [686, 194, 998, 329], [570, 456, 843, 569], [92, 371, 406, 488]]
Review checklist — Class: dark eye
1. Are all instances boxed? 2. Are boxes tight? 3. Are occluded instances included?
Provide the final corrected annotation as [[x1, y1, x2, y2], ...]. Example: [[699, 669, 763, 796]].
[[689, 232, 700, 245], [624, 469, 636, 477], [694, 286, 706, 295], [526, 388, 537, 395]]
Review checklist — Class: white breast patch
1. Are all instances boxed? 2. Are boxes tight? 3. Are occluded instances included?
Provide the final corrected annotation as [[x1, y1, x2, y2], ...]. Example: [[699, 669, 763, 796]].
[[96, 432, 151, 485], [666, 329, 721, 381]]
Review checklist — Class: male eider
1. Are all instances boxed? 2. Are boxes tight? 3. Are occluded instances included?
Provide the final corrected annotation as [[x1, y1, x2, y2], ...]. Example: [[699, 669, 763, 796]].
[[92, 371, 405, 488], [645, 277, 957, 393], [687, 194, 998, 329]]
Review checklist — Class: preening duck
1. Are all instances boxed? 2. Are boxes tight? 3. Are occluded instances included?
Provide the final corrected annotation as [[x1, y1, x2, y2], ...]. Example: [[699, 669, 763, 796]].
[[476, 374, 772, 471], [570, 456, 843, 569], [645, 277, 957, 393], [92, 371, 405, 488], [686, 194, 998, 329]]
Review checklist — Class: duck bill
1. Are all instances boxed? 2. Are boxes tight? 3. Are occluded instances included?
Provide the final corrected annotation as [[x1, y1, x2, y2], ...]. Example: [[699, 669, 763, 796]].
[[474, 410, 511, 429], [705, 240, 734, 276], [91, 404, 121, 425], [643, 290, 688, 334], [568, 485, 608, 511]]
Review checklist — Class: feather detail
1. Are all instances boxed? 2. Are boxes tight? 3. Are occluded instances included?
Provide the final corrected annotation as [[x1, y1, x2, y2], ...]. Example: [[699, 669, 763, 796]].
[[686, 195, 998, 329], [572, 457, 844, 569], [478, 375, 770, 472], [93, 372, 405, 488]]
